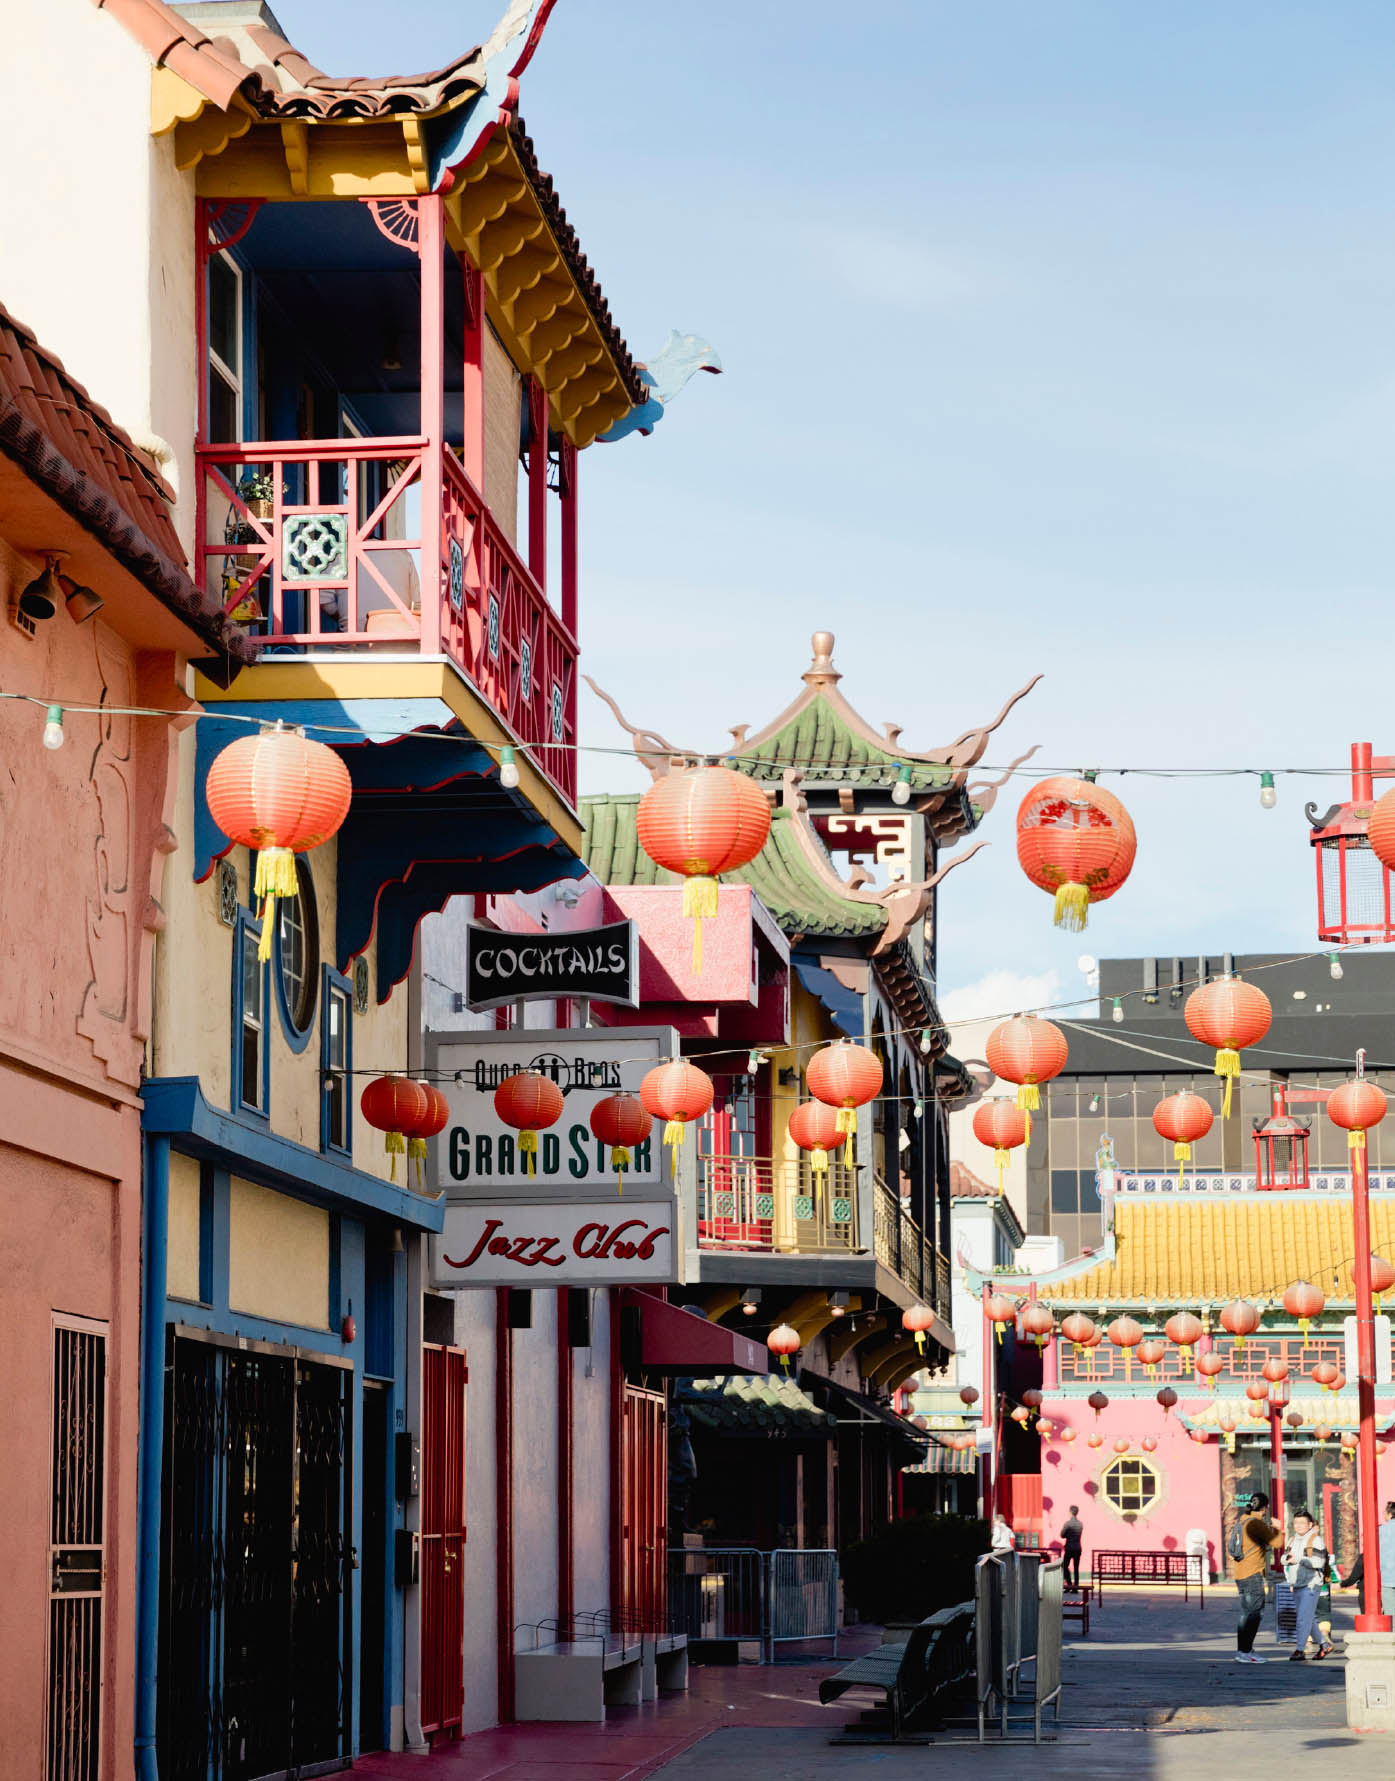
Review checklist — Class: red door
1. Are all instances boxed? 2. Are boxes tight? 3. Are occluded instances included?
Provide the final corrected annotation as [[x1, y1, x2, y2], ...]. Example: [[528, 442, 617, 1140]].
[[620, 1386, 667, 1629], [421, 1344, 467, 1738]]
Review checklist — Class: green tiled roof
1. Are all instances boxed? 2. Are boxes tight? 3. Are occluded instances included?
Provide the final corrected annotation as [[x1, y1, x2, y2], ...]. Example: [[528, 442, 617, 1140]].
[[739, 693, 956, 791], [674, 1374, 837, 1437], [581, 794, 886, 940]]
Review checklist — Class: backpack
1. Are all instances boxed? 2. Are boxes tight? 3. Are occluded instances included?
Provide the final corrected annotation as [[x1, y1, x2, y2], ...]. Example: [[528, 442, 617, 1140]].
[[1227, 1517, 1247, 1562]]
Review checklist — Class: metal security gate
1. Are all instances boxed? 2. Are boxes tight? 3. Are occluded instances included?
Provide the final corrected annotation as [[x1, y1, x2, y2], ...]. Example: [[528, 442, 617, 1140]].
[[159, 1329, 351, 1780], [419, 1344, 466, 1739], [619, 1387, 667, 1629], [46, 1316, 108, 1781]]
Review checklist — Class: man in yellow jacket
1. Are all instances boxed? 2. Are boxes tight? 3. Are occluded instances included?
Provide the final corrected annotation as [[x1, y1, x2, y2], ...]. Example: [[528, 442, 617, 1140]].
[[1233, 1491, 1281, 1662]]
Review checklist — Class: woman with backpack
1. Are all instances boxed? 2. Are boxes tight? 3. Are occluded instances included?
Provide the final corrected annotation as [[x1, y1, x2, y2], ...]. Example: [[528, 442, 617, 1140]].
[[1282, 1508, 1333, 1661]]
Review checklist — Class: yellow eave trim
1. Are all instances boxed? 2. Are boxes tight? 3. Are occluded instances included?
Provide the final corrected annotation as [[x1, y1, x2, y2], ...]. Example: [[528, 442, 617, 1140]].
[[193, 656, 583, 855]]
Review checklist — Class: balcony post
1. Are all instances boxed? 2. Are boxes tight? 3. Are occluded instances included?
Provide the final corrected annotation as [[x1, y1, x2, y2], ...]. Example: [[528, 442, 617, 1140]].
[[527, 377, 549, 592], [560, 436, 578, 637], [419, 194, 446, 654], [460, 254, 485, 488]]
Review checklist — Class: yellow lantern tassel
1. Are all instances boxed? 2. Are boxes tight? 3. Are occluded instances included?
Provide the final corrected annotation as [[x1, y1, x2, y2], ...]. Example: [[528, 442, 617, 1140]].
[[810, 1146, 828, 1174], [836, 1105, 857, 1167], [914, 1330, 926, 1353], [683, 874, 719, 973], [1214, 1047, 1240, 1117], [1174, 1139, 1191, 1187], [779, 1353, 790, 1374], [520, 1129, 538, 1176], [994, 1146, 1008, 1194], [612, 1144, 630, 1196], [994, 1322, 1004, 1344], [664, 1118, 686, 1155], [1053, 881, 1091, 931], [254, 845, 299, 902], [1017, 1082, 1041, 1114], [384, 1129, 405, 1182], [1350, 1128, 1366, 1151], [408, 1134, 427, 1189]]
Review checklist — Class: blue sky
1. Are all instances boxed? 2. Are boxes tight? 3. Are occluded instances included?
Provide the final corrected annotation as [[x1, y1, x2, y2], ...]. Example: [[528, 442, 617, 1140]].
[[282, 0, 1395, 1014]]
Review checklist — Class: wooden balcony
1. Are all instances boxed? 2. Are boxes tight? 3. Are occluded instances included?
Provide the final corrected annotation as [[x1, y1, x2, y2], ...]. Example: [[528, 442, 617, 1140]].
[[198, 435, 578, 804], [872, 1173, 949, 1310], [695, 1153, 861, 1255]]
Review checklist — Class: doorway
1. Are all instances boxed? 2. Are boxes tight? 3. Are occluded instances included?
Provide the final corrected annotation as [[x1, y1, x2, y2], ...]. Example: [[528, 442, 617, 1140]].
[[619, 1386, 667, 1629], [359, 1383, 390, 1753]]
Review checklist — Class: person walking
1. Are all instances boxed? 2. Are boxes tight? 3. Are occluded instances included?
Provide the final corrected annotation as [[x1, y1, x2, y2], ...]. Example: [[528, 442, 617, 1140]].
[[1282, 1509, 1332, 1661], [1381, 1500, 1395, 1621], [1060, 1505, 1084, 1589], [1231, 1491, 1281, 1663], [991, 1513, 1016, 1556]]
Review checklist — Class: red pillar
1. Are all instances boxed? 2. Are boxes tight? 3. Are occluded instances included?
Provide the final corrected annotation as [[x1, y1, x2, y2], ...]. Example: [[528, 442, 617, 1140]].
[[418, 194, 446, 654], [495, 1288, 515, 1721], [459, 255, 485, 489], [1352, 1111, 1391, 1630], [981, 1284, 994, 1517], [557, 1287, 574, 1639]]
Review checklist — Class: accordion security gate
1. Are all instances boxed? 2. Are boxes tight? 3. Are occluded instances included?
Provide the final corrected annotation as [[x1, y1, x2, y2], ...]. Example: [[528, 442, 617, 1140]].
[[159, 1330, 352, 1781], [46, 1317, 108, 1781]]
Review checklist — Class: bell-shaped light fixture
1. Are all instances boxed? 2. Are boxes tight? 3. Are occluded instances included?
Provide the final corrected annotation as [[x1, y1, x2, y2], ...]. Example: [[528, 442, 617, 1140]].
[[19, 555, 64, 621], [63, 577, 103, 623]]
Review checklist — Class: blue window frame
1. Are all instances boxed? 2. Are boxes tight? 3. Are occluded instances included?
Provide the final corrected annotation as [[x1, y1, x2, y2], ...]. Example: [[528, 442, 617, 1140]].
[[321, 964, 353, 1155], [233, 909, 271, 1117], [272, 856, 319, 1053]]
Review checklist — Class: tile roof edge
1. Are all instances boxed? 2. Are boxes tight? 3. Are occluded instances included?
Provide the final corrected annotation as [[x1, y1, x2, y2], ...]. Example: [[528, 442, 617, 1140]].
[[95, 0, 265, 112]]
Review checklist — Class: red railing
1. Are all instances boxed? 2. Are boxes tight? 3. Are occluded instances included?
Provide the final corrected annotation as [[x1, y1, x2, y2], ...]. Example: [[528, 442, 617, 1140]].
[[1058, 1332, 1347, 1385], [196, 437, 578, 804]]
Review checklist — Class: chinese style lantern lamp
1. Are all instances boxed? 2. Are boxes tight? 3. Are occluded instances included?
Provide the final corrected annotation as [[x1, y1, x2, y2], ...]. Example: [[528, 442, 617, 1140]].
[[1141, 1435, 1158, 1453], [1312, 1360, 1340, 1391], [959, 1385, 980, 1407], [1315, 1423, 1334, 1444], [590, 1093, 653, 1193], [1165, 1311, 1204, 1356], [640, 1060, 715, 1157], [1282, 1279, 1325, 1344], [1087, 1433, 1104, 1449], [1328, 1077, 1388, 1157], [1060, 1426, 1077, 1444], [787, 1099, 844, 1174], [1113, 1438, 1131, 1454], [1087, 1390, 1109, 1420], [1137, 1337, 1166, 1376], [360, 1076, 430, 1179], [1189, 1428, 1209, 1444], [1062, 1312, 1097, 1355], [1261, 1356, 1290, 1384], [972, 1098, 1029, 1193], [635, 764, 770, 970], [1156, 1386, 1178, 1415], [1196, 1350, 1225, 1389], [1183, 977, 1272, 1118], [903, 1303, 936, 1353], [1286, 1411, 1304, 1431], [1020, 1305, 1055, 1351], [1220, 1297, 1260, 1354], [1015, 775, 1136, 931], [494, 1071, 565, 1176], [206, 721, 353, 960], [1152, 1091, 1214, 1181], [806, 1040, 883, 1166], [1107, 1314, 1143, 1378], [1245, 1380, 1271, 1404], [1036, 1418, 1055, 1439], [985, 1014, 1069, 1135], [405, 1083, 450, 1188], [985, 1294, 1018, 1343], [1010, 1405, 1031, 1426], [767, 1323, 800, 1374], [1022, 1388, 1044, 1410]]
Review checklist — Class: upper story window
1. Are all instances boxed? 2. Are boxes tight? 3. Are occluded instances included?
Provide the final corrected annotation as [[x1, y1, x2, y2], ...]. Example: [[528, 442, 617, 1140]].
[[235, 914, 267, 1114], [208, 250, 243, 444], [274, 858, 320, 1045], [322, 972, 352, 1154]]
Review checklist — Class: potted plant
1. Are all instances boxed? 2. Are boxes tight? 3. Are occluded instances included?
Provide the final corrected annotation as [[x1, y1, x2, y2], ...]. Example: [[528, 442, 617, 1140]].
[[237, 469, 280, 520]]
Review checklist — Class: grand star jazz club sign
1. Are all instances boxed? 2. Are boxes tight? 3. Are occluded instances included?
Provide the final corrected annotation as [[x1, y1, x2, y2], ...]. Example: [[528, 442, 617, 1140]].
[[424, 1027, 681, 1287]]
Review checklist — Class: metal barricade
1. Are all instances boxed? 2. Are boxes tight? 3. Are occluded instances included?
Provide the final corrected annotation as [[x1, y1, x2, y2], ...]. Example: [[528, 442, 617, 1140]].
[[768, 1549, 839, 1660], [976, 1554, 1063, 1743]]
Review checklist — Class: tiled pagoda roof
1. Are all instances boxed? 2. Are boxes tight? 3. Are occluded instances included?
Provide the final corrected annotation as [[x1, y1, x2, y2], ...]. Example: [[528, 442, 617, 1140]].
[[674, 1374, 837, 1437]]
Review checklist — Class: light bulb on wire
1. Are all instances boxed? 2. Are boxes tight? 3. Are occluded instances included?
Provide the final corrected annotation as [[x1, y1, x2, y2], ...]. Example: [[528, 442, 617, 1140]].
[[891, 765, 912, 806], [1259, 772, 1277, 810], [1111, 997, 1124, 1024], [42, 705, 64, 751], [498, 745, 520, 790], [1329, 952, 1344, 981]]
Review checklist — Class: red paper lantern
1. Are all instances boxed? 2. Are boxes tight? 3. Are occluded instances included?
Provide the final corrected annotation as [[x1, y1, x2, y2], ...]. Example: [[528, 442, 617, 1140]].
[[1137, 1338, 1167, 1374], [1087, 1390, 1109, 1419], [972, 1098, 1029, 1193], [1189, 1428, 1210, 1444], [1332, 1372, 1348, 1393], [1107, 1315, 1144, 1377], [1312, 1360, 1340, 1391], [1113, 1438, 1132, 1454], [1195, 1351, 1225, 1386], [1036, 1418, 1056, 1439], [1245, 1380, 1271, 1403], [405, 1083, 450, 1187], [1011, 1405, 1031, 1425], [1062, 1312, 1097, 1354], [361, 1076, 430, 1177], [1286, 1411, 1304, 1430], [1060, 1426, 1078, 1444], [1015, 776, 1136, 931], [806, 1041, 883, 1165], [1261, 1357, 1290, 1385], [1021, 1388, 1043, 1409], [1341, 1430, 1358, 1451], [206, 722, 353, 959], [985, 1015, 1069, 1126], [1328, 1078, 1388, 1155], [1219, 1413, 1237, 1433], [589, 1093, 653, 1193], [1087, 1433, 1104, 1449], [1368, 789, 1395, 871], [1020, 1306, 1055, 1351], [1165, 1312, 1204, 1355], [1220, 1298, 1261, 1353], [1152, 1091, 1214, 1176], [767, 1323, 800, 1374], [787, 1099, 844, 1174], [1282, 1279, 1325, 1341], [494, 1071, 565, 1174], [903, 1304, 936, 1353], [1371, 1255, 1395, 1311], [640, 1060, 715, 1157], [985, 1294, 1018, 1342], [959, 1385, 980, 1406], [1315, 1423, 1334, 1444], [635, 765, 770, 969], [1183, 978, 1272, 1117], [1156, 1387, 1178, 1415], [1141, 1435, 1158, 1452]]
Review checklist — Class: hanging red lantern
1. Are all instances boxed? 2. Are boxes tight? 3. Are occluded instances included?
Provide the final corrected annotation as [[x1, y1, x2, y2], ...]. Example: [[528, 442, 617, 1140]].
[[1036, 1418, 1056, 1439], [1282, 1279, 1325, 1342], [1152, 1092, 1214, 1179], [1328, 1078, 1388, 1155], [1285, 1411, 1304, 1431], [1183, 978, 1272, 1118], [1311, 1360, 1340, 1391], [767, 1323, 801, 1374], [494, 1071, 565, 1175], [1113, 1437, 1132, 1454], [1156, 1386, 1178, 1415], [1137, 1338, 1167, 1375], [360, 1076, 430, 1179], [1087, 1433, 1104, 1449], [1060, 1426, 1078, 1444], [635, 765, 770, 970], [972, 1097, 1029, 1193], [405, 1083, 450, 1188], [589, 1093, 653, 1194], [206, 721, 353, 960], [1219, 1413, 1237, 1433], [959, 1384, 980, 1407], [1220, 1298, 1261, 1354], [985, 1294, 1018, 1342], [1165, 1311, 1204, 1355], [1020, 1305, 1055, 1351], [902, 1304, 936, 1353], [1021, 1387, 1044, 1410], [640, 1060, 715, 1158], [1371, 1255, 1395, 1311], [1107, 1314, 1143, 1380], [1195, 1351, 1225, 1388], [806, 1040, 883, 1166], [1341, 1430, 1358, 1451], [1087, 1390, 1109, 1420], [787, 1099, 844, 1175], [1015, 776, 1136, 931], [1141, 1435, 1158, 1453], [1189, 1428, 1210, 1444], [1315, 1423, 1334, 1444], [1332, 1372, 1348, 1393], [1261, 1356, 1290, 1384], [1245, 1380, 1271, 1403], [1010, 1404, 1031, 1425], [1368, 789, 1395, 871], [1062, 1312, 1097, 1355], [985, 1015, 1069, 1134]]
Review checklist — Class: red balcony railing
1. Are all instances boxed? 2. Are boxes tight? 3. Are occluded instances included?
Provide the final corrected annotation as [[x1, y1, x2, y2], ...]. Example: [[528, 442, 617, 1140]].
[[197, 436, 578, 803], [1058, 1331, 1347, 1385]]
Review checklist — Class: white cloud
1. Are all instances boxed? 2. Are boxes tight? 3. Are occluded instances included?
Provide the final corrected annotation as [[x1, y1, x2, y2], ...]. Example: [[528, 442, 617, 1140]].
[[938, 969, 1067, 1034]]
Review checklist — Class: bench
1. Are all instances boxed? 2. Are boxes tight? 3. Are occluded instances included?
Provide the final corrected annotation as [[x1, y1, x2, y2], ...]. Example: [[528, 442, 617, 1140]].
[[818, 1602, 975, 1742], [1092, 1550, 1205, 1609], [514, 1613, 688, 1721], [1061, 1585, 1091, 1636]]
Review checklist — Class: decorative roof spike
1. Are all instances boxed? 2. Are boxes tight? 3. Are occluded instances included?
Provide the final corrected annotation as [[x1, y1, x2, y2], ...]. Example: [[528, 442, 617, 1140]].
[[803, 631, 842, 687]]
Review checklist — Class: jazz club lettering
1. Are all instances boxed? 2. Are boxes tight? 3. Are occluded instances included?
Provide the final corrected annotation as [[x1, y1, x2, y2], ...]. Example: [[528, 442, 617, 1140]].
[[441, 1217, 671, 1272]]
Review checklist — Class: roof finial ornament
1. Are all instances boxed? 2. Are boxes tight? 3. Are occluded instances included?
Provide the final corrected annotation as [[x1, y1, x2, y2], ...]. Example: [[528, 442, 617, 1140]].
[[804, 630, 841, 687]]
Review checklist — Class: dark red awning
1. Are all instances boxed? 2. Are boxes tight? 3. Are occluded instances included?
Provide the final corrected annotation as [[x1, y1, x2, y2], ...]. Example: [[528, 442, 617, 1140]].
[[621, 1291, 769, 1376]]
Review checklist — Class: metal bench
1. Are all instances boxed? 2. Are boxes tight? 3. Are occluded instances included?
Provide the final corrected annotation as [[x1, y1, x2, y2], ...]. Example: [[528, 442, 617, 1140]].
[[1092, 1550, 1205, 1608], [514, 1612, 688, 1720], [818, 1602, 975, 1742], [1062, 1585, 1091, 1636]]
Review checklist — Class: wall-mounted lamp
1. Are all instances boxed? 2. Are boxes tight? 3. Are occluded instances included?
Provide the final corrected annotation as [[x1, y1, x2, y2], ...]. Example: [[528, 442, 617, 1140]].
[[828, 1291, 851, 1319], [61, 576, 103, 623], [740, 1287, 762, 1317], [19, 553, 66, 621]]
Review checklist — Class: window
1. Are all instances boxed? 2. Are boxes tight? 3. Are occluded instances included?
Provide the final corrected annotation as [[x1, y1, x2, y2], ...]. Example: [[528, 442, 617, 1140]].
[[321, 970, 353, 1153], [235, 915, 268, 1114], [274, 857, 320, 1045], [207, 250, 242, 444], [1101, 1455, 1159, 1517]]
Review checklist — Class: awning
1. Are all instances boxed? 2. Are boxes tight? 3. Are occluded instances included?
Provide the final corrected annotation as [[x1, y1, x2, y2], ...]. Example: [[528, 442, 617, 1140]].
[[674, 1374, 838, 1438], [802, 1369, 923, 1461], [905, 1445, 976, 1476], [622, 1291, 769, 1377], [792, 958, 864, 1036]]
